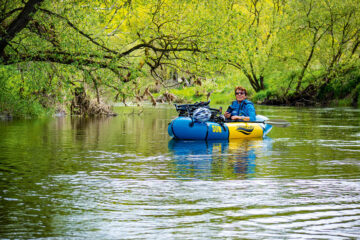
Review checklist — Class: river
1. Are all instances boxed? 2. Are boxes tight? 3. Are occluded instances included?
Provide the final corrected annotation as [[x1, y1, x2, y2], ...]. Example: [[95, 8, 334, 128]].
[[0, 105, 359, 239]]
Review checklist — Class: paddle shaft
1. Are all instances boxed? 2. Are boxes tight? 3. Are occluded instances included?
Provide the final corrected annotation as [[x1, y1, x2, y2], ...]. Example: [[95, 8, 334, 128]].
[[226, 120, 265, 123], [226, 119, 290, 127]]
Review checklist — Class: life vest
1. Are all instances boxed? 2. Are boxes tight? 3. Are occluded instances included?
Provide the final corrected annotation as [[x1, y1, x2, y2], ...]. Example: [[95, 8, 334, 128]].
[[226, 100, 256, 121]]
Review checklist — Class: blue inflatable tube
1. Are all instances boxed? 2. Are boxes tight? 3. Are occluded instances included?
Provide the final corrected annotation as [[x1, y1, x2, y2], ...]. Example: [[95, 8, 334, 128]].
[[168, 115, 272, 140]]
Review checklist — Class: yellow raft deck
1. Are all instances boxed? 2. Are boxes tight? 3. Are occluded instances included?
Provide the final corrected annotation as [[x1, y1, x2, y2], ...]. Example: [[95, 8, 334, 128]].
[[225, 122, 264, 139]]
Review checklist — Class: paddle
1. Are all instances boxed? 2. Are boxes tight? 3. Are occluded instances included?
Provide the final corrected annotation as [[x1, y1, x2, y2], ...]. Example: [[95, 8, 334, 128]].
[[261, 119, 291, 127], [227, 119, 291, 127]]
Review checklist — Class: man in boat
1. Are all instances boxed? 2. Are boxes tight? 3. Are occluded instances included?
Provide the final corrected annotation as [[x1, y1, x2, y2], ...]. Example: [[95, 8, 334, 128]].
[[224, 86, 256, 121]]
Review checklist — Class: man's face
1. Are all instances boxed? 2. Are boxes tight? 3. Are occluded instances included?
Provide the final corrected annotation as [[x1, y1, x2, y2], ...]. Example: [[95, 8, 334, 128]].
[[235, 90, 246, 101]]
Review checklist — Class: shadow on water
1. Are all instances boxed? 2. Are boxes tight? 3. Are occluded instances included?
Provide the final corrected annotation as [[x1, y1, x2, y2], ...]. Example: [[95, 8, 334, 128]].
[[168, 138, 273, 180]]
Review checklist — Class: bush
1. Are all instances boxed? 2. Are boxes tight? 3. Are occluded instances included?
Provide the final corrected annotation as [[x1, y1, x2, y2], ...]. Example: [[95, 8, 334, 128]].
[[317, 64, 360, 102], [0, 66, 50, 117], [252, 89, 275, 102]]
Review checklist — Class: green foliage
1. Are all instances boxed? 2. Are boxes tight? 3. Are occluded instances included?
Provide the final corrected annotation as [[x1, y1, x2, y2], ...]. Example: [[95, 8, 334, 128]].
[[167, 70, 261, 104], [252, 90, 275, 102], [0, 66, 51, 117], [1, 0, 360, 118], [317, 64, 360, 103]]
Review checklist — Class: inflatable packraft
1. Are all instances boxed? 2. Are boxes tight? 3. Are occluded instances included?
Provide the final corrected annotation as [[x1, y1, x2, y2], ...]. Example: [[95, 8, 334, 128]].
[[168, 102, 272, 140]]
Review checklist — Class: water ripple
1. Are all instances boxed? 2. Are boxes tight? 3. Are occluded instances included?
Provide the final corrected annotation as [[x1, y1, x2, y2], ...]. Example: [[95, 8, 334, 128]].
[[42, 176, 360, 239]]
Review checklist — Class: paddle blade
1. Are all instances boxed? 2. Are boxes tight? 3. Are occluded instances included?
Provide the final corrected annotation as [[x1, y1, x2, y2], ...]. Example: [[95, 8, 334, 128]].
[[265, 119, 291, 128]]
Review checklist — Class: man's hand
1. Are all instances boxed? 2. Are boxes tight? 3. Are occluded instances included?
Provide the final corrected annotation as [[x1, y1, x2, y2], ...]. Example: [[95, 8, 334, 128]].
[[231, 116, 250, 121], [224, 112, 231, 119]]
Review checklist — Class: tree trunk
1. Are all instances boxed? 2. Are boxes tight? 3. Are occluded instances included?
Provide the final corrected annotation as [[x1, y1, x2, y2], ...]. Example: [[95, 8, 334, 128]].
[[296, 40, 316, 93], [229, 61, 263, 92]]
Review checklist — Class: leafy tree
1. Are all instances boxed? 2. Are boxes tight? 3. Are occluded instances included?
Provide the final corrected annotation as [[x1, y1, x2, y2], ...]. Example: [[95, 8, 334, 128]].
[[283, 0, 360, 100], [1, 0, 360, 115], [0, 0, 208, 114]]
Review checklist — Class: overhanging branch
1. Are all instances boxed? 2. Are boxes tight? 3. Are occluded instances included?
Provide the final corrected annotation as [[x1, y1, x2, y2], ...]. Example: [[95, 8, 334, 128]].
[[0, 0, 44, 57]]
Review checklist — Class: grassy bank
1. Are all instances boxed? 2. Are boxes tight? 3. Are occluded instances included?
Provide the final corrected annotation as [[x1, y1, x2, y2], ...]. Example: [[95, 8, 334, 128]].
[[161, 67, 360, 108], [1, 65, 359, 119], [160, 71, 256, 105]]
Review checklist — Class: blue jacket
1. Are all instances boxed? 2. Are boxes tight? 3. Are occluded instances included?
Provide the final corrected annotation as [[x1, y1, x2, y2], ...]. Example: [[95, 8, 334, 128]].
[[226, 100, 256, 121]]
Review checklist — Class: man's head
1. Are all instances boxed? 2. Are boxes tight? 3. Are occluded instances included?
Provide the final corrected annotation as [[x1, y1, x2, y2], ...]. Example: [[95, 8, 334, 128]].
[[234, 86, 247, 95], [234, 86, 247, 102]]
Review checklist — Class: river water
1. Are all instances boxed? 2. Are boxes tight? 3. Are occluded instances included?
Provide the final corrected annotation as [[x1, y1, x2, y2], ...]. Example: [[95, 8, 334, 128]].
[[0, 105, 359, 239]]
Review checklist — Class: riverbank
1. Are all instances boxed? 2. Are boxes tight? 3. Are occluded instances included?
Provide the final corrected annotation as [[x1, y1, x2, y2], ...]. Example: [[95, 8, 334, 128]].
[[1, 67, 359, 119], [162, 67, 360, 108], [161, 86, 360, 108]]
